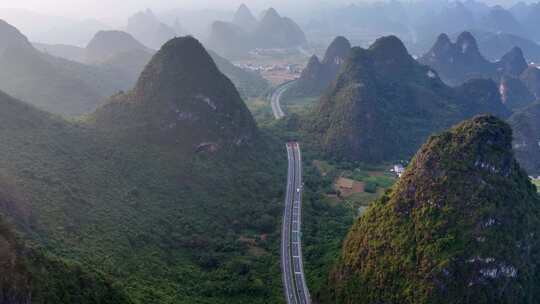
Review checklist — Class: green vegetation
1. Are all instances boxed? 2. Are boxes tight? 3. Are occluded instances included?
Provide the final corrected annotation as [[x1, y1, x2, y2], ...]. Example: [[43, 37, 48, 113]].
[[0, 90, 287, 303], [323, 115, 540, 304], [285, 36, 351, 100], [531, 178, 540, 192], [0, 36, 288, 303], [0, 216, 133, 303], [301, 155, 356, 297], [282, 96, 319, 116], [245, 97, 274, 122], [297, 151, 396, 298], [302, 35, 510, 164]]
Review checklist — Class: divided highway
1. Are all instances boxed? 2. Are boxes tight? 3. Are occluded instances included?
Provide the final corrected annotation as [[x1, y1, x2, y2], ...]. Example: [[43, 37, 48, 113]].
[[282, 142, 310, 304], [272, 81, 311, 304]]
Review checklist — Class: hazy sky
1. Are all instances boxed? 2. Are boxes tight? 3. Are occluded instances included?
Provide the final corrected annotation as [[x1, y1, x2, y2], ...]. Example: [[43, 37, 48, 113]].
[[0, 0, 533, 23], [1, 0, 335, 18]]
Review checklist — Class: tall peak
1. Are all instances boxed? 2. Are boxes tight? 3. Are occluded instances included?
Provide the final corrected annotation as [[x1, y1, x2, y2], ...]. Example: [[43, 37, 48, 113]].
[[435, 33, 452, 47], [134, 36, 217, 98], [233, 3, 258, 29], [456, 31, 480, 54], [307, 54, 321, 66], [0, 19, 32, 53], [498, 46, 528, 76], [325, 115, 540, 303], [85, 30, 149, 63], [262, 7, 281, 21], [369, 35, 410, 59], [322, 36, 351, 65], [96, 36, 258, 148]]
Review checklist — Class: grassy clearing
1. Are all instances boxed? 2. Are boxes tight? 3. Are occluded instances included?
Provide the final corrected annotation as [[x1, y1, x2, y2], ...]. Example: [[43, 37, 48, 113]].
[[300, 156, 398, 296], [531, 178, 540, 192], [245, 97, 274, 122], [282, 96, 319, 116]]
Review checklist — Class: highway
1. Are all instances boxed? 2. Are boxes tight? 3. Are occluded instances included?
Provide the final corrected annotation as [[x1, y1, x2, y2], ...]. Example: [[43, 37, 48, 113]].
[[275, 77, 310, 304], [271, 81, 295, 119], [282, 142, 310, 304]]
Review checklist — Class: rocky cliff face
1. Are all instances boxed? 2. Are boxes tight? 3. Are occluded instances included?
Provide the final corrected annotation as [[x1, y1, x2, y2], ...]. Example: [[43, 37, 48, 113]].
[[323, 115, 540, 304], [499, 75, 535, 109], [509, 102, 540, 175]]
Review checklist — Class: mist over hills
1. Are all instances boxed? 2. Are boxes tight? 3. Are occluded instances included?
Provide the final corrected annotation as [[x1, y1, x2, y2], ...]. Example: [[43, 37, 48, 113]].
[[126, 9, 178, 49], [207, 4, 306, 58], [287, 36, 351, 98], [463, 30, 540, 63], [302, 35, 510, 163], [420, 31, 539, 110], [297, 0, 540, 61], [0, 19, 134, 116], [233, 3, 258, 30], [34, 27, 268, 100], [85, 30, 151, 63]]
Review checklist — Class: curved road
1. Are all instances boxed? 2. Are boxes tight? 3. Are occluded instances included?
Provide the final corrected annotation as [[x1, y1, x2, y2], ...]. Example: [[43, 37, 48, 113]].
[[271, 81, 295, 120], [273, 81, 311, 304]]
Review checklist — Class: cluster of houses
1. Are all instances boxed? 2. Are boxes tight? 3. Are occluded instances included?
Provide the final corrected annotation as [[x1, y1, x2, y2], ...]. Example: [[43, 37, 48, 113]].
[[391, 164, 405, 177], [236, 62, 302, 74]]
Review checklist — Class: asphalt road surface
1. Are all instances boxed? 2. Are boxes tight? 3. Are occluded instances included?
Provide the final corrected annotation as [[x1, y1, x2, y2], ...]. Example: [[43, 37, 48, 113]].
[[281, 142, 311, 304], [271, 81, 295, 119]]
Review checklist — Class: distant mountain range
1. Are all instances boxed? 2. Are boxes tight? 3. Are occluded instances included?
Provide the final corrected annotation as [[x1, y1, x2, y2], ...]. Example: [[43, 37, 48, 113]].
[[419, 31, 539, 110], [84, 30, 152, 64], [0, 8, 111, 46], [462, 30, 540, 63], [302, 1, 540, 62], [302, 35, 510, 163], [35, 28, 268, 100], [207, 4, 307, 58], [126, 9, 178, 50], [233, 3, 258, 30], [0, 19, 134, 116]]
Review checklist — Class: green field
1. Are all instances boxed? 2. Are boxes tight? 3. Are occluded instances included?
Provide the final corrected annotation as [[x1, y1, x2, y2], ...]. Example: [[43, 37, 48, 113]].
[[532, 178, 540, 192]]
